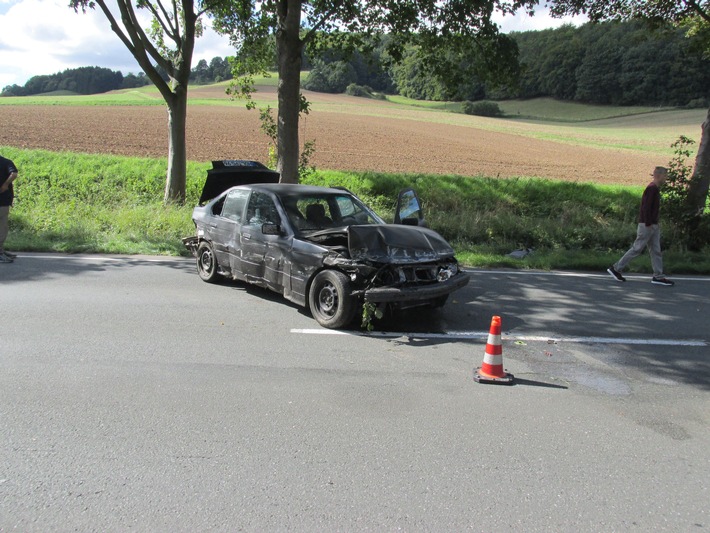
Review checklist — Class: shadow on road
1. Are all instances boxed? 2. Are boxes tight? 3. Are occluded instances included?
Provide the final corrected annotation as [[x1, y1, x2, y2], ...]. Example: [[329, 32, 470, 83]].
[[358, 270, 710, 392], [0, 253, 195, 284], [3, 258, 708, 391], [511, 377, 568, 389]]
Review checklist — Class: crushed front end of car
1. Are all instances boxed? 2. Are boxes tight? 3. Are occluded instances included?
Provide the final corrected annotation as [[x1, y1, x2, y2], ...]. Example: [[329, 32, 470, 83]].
[[318, 224, 469, 310]]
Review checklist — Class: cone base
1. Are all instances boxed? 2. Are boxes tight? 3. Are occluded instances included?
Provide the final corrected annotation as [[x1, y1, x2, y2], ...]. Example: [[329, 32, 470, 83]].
[[473, 369, 514, 385]]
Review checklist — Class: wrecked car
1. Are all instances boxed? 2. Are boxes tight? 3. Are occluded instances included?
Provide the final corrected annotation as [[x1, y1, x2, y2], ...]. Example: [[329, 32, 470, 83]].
[[183, 160, 469, 329]]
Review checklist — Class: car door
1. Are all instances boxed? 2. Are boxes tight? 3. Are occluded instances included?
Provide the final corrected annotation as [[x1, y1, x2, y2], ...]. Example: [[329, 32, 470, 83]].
[[394, 188, 426, 226], [212, 189, 250, 274], [240, 191, 283, 283]]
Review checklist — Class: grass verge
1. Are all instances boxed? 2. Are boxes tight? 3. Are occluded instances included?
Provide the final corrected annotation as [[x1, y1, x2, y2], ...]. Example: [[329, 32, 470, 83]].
[[3, 146, 709, 274]]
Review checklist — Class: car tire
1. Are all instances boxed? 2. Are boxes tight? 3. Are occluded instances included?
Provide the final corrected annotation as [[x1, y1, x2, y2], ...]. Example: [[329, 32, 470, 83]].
[[196, 241, 220, 283], [308, 270, 357, 329]]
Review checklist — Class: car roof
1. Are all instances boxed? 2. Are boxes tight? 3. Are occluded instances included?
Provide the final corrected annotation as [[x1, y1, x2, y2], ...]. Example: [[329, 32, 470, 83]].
[[242, 183, 353, 198]]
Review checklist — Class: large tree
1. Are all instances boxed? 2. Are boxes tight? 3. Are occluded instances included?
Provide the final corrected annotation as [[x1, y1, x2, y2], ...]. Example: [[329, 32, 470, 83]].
[[549, 0, 710, 232], [71, 0, 221, 203], [213, 0, 539, 184]]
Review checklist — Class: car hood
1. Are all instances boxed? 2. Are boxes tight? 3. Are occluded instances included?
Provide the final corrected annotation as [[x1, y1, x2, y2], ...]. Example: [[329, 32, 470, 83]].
[[347, 224, 455, 263]]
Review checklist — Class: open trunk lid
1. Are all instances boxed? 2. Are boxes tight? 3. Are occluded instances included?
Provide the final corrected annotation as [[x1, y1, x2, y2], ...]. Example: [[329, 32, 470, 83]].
[[198, 160, 280, 205]]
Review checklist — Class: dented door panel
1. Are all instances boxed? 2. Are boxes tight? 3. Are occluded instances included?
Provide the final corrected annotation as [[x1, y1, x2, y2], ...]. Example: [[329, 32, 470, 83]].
[[210, 217, 239, 276]]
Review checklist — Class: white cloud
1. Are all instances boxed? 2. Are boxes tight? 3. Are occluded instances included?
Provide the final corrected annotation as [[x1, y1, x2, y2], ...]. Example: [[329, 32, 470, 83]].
[[0, 1, 587, 89], [0, 0, 234, 88]]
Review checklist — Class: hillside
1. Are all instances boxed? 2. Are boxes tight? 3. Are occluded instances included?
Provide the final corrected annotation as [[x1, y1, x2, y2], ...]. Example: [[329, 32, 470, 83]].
[[0, 83, 706, 186]]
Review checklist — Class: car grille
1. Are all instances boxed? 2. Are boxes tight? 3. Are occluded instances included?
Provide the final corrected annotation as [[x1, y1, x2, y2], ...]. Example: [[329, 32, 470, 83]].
[[402, 265, 438, 283], [375, 264, 442, 286]]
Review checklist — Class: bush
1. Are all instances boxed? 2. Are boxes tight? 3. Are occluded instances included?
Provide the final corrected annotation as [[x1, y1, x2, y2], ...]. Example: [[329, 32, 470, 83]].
[[345, 84, 386, 99], [462, 100, 503, 117], [685, 97, 709, 109], [303, 60, 357, 93]]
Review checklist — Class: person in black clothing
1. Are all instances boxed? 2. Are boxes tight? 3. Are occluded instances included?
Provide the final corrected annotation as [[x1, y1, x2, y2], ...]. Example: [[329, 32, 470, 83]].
[[607, 166, 674, 286], [0, 154, 19, 263]]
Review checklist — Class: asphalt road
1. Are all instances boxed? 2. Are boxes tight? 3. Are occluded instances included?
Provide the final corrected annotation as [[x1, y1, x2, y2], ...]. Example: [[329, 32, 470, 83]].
[[1, 253, 709, 532]]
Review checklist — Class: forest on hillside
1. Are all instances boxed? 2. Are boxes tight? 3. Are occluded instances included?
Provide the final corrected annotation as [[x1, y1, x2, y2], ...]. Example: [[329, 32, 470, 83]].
[[0, 58, 234, 97], [1, 67, 149, 96], [304, 20, 710, 108], [3, 20, 709, 108]]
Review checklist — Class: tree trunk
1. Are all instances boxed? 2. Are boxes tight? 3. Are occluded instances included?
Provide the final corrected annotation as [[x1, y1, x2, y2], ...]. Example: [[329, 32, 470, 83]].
[[686, 107, 710, 218], [682, 107, 710, 250], [163, 88, 188, 204], [276, 0, 303, 184]]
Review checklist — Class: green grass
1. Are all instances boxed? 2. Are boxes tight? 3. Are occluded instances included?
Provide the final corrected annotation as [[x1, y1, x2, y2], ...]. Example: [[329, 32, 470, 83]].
[[3, 146, 708, 274], [495, 98, 678, 122], [0, 89, 165, 106], [385, 95, 677, 120]]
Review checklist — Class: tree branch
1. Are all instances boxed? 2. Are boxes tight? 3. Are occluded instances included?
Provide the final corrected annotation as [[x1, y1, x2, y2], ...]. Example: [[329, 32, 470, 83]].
[[144, 0, 179, 41], [302, 6, 341, 44], [687, 0, 710, 23], [109, 0, 176, 99]]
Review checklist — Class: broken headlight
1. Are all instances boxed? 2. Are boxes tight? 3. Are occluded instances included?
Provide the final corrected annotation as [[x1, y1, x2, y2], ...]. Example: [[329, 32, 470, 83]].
[[437, 264, 458, 282]]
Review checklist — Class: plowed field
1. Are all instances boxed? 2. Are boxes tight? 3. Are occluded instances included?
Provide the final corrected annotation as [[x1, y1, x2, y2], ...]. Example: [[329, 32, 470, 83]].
[[0, 89, 670, 185]]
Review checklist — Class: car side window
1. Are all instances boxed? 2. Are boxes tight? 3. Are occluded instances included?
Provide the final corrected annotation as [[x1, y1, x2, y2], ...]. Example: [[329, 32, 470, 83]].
[[246, 192, 279, 226], [221, 189, 250, 223]]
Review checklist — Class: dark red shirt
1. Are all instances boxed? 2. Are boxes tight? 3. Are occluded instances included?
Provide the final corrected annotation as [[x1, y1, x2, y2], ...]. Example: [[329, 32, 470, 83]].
[[639, 182, 660, 226]]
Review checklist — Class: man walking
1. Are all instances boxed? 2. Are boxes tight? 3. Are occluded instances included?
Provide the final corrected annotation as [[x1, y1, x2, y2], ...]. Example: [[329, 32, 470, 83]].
[[607, 166, 674, 286], [0, 153, 19, 263]]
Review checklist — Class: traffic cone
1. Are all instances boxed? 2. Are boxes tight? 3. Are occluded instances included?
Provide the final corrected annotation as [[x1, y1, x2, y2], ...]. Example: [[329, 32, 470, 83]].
[[474, 315, 514, 385]]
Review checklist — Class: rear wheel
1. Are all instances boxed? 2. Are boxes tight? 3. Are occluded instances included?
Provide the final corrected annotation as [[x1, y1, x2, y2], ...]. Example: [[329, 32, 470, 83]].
[[197, 241, 220, 283], [309, 270, 357, 329]]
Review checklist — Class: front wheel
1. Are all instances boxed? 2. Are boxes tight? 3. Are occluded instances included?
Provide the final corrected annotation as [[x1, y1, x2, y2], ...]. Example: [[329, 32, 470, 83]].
[[308, 270, 357, 329], [196, 241, 220, 283]]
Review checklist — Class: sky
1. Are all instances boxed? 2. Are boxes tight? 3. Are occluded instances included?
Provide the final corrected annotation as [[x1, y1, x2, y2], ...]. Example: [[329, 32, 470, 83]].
[[0, 0, 586, 89]]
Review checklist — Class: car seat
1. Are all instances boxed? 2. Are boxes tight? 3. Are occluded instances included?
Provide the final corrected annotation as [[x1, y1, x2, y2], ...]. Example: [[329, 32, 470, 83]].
[[305, 204, 332, 226]]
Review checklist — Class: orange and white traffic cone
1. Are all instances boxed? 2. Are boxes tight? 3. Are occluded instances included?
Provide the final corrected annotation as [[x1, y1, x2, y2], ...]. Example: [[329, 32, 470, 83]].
[[474, 315, 514, 385]]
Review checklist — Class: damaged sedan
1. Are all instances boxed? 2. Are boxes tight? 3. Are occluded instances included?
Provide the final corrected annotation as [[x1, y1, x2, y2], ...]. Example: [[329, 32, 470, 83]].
[[183, 160, 469, 329]]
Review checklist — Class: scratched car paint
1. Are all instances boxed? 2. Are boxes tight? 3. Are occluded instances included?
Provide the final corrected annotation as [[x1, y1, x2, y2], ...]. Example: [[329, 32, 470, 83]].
[[184, 160, 469, 329]]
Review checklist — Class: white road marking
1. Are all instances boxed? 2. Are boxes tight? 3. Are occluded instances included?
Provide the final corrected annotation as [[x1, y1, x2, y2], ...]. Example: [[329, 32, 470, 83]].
[[468, 269, 710, 282], [290, 329, 707, 346]]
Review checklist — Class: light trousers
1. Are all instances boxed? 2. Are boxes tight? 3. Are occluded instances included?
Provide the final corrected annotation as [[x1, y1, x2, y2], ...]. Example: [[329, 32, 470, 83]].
[[614, 223, 664, 277]]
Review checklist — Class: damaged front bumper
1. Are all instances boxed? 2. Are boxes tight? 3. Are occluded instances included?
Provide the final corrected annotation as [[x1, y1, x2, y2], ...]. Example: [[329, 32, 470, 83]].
[[360, 271, 470, 304]]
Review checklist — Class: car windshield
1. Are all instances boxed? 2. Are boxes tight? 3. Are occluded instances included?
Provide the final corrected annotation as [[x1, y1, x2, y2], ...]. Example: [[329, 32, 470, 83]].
[[281, 192, 385, 232]]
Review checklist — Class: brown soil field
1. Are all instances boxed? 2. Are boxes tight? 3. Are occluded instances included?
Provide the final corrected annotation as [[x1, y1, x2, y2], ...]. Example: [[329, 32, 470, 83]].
[[0, 92, 666, 186]]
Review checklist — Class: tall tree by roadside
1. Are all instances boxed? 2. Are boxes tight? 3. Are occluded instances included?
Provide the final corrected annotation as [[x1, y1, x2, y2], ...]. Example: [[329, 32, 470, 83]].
[[213, 0, 540, 184], [70, 0, 221, 204], [549, 0, 710, 246]]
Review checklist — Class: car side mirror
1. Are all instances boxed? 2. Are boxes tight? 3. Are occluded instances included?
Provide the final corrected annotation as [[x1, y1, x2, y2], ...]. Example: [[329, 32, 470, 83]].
[[394, 188, 426, 227], [262, 223, 282, 235]]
